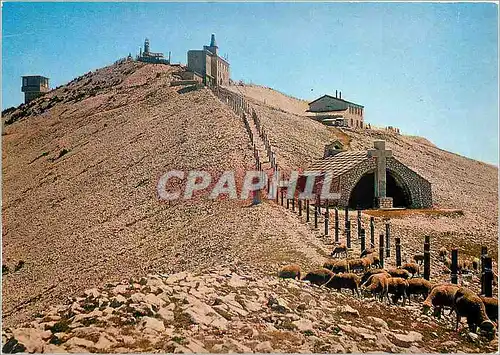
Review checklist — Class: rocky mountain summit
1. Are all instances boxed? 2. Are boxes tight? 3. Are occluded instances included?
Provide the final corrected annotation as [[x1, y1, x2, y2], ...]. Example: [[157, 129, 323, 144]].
[[2, 264, 497, 353], [2, 61, 498, 353]]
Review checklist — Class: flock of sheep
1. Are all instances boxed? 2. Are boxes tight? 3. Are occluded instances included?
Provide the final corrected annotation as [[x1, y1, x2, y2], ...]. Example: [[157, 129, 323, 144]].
[[278, 244, 498, 339]]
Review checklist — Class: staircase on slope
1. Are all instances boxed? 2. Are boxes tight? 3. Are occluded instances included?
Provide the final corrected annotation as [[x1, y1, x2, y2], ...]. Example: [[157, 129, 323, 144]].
[[210, 86, 277, 178]]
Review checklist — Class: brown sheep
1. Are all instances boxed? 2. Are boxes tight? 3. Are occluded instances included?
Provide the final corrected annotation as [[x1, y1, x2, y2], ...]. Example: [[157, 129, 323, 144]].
[[402, 263, 420, 277], [323, 259, 349, 274], [331, 243, 348, 258], [386, 277, 409, 306], [387, 268, 411, 279], [360, 268, 390, 285], [302, 268, 334, 286], [362, 257, 374, 269], [443, 257, 452, 270], [413, 253, 424, 265], [480, 296, 498, 323], [423, 284, 459, 319], [278, 264, 301, 280], [360, 248, 375, 258], [439, 247, 447, 261], [454, 287, 496, 338], [366, 254, 380, 268], [407, 278, 433, 303], [325, 273, 360, 297], [361, 273, 389, 301], [460, 260, 473, 274], [348, 258, 371, 273]]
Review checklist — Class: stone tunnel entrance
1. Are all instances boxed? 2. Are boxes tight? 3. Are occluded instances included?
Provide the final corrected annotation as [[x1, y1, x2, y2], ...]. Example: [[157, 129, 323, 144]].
[[348, 170, 411, 209]]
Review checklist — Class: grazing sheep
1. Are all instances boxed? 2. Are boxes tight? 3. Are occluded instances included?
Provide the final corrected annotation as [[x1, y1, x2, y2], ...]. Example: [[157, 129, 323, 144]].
[[361, 273, 389, 301], [360, 268, 390, 285], [454, 287, 496, 337], [323, 259, 349, 274], [413, 253, 424, 265], [460, 260, 473, 274], [480, 296, 498, 323], [278, 264, 301, 280], [331, 243, 348, 258], [423, 284, 459, 319], [402, 263, 420, 277], [387, 268, 411, 279], [348, 258, 370, 273], [302, 268, 334, 286], [441, 259, 473, 274], [407, 278, 433, 303], [386, 277, 409, 306], [360, 248, 375, 258], [326, 273, 360, 297], [366, 254, 380, 268], [439, 247, 448, 261]]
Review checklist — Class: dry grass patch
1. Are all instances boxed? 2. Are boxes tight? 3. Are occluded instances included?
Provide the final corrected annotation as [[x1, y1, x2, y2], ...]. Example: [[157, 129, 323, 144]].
[[364, 208, 464, 219]]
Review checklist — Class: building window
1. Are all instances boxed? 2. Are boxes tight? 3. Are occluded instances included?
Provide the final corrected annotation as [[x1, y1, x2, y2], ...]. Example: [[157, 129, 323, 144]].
[[23, 78, 28, 86]]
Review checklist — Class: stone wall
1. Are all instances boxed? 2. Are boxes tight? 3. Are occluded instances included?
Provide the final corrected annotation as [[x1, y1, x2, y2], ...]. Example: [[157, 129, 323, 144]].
[[342, 108, 364, 129], [187, 50, 212, 79], [379, 197, 393, 209], [386, 158, 432, 208], [214, 57, 230, 86]]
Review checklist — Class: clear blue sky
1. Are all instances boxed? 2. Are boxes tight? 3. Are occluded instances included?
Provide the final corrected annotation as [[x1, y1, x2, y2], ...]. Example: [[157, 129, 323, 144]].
[[2, 2, 498, 165]]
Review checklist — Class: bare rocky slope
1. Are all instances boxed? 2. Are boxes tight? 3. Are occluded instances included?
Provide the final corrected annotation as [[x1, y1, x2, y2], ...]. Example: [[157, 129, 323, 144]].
[[2, 62, 325, 328], [2, 62, 498, 353]]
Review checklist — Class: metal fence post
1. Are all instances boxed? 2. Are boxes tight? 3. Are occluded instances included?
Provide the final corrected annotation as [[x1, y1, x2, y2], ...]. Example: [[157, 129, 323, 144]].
[[379, 234, 385, 268], [395, 237, 401, 267], [334, 208, 339, 243], [370, 216, 375, 248], [451, 248, 458, 284]]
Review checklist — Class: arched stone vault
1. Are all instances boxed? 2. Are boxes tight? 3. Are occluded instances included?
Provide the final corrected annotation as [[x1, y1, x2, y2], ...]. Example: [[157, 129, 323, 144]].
[[306, 149, 432, 209], [338, 157, 432, 208]]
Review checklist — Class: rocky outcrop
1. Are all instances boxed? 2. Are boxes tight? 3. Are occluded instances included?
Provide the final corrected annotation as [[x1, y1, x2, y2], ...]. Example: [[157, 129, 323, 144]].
[[2, 265, 497, 353]]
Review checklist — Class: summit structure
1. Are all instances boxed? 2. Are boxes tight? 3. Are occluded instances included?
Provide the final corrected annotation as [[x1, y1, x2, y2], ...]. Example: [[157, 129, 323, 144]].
[[137, 38, 170, 64], [187, 34, 230, 86], [307, 92, 364, 128], [21, 75, 49, 104]]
